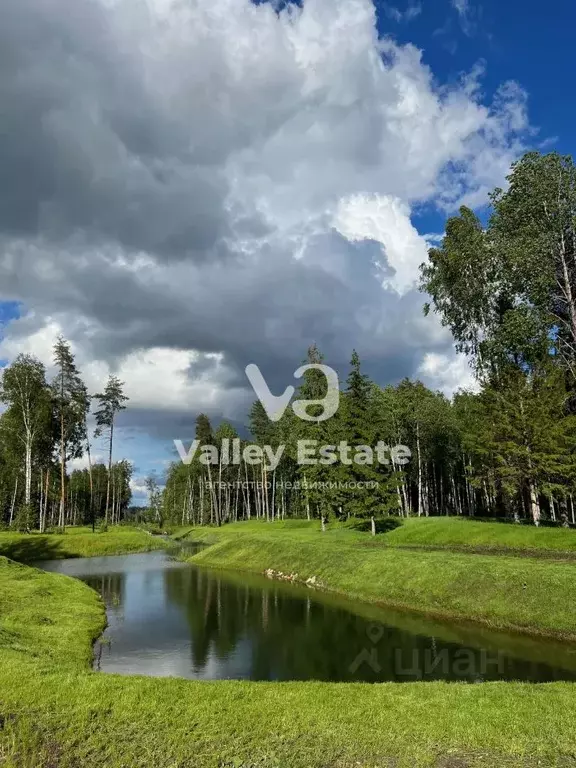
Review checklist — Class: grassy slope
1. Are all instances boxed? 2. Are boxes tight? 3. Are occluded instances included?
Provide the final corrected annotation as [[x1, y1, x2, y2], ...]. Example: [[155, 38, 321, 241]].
[[384, 517, 576, 553], [2, 558, 576, 767], [0, 526, 166, 562], [185, 521, 576, 637]]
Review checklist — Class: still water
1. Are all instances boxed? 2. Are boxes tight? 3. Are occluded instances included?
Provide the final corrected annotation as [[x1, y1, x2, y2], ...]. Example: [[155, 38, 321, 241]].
[[40, 548, 576, 683]]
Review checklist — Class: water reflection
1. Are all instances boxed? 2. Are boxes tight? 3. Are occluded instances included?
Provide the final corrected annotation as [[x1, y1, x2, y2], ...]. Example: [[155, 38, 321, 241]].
[[40, 550, 576, 683]]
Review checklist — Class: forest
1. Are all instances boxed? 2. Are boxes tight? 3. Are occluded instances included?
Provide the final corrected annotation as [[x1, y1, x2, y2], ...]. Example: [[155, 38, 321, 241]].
[[0, 337, 130, 530], [3, 152, 576, 531]]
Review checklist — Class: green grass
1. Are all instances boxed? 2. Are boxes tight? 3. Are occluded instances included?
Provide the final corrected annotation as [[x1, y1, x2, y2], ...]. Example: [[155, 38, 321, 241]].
[[182, 521, 576, 638], [2, 557, 576, 767], [0, 556, 105, 671], [177, 516, 576, 556], [383, 516, 576, 554], [3, 521, 576, 766], [0, 526, 166, 562]]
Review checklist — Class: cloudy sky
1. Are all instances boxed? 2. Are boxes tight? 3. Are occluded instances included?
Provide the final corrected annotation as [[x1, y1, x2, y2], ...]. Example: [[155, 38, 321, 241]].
[[0, 0, 570, 500]]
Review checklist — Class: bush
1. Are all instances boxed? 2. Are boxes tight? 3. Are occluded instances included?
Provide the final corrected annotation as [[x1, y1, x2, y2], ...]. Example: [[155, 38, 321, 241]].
[[352, 517, 403, 535]]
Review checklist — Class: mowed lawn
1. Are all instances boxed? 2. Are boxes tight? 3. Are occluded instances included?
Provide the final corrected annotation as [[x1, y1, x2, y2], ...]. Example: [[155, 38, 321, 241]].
[[176, 516, 576, 554]]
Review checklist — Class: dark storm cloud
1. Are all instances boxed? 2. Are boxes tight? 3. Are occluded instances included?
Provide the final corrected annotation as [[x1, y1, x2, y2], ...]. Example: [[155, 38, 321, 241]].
[[0, 0, 231, 259]]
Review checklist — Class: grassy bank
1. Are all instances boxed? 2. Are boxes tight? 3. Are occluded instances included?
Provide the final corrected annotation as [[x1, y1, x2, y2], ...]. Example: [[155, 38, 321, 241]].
[[183, 521, 576, 638], [0, 526, 166, 562], [3, 558, 576, 767], [0, 556, 106, 671]]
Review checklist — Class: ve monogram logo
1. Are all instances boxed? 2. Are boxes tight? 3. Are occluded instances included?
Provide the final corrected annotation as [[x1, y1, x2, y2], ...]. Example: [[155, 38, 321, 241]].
[[245, 363, 340, 423]]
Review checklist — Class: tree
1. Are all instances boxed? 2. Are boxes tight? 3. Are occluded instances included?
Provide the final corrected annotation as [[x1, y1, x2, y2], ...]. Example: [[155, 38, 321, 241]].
[[0, 355, 51, 519], [94, 375, 129, 525], [342, 351, 380, 527], [52, 337, 87, 530], [145, 474, 163, 527], [421, 152, 576, 382]]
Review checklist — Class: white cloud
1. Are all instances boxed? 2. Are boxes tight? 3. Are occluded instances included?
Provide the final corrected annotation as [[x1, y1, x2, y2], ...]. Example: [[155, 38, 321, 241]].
[[418, 352, 478, 396], [0, 316, 249, 421], [69, 454, 106, 472], [383, 2, 422, 23], [333, 194, 429, 295]]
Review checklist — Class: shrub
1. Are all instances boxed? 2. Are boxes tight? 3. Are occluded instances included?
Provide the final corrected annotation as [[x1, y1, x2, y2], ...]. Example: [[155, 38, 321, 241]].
[[352, 517, 403, 534]]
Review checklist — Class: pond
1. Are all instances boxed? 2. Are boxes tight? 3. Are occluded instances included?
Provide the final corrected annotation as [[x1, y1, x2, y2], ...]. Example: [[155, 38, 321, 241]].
[[39, 548, 576, 683]]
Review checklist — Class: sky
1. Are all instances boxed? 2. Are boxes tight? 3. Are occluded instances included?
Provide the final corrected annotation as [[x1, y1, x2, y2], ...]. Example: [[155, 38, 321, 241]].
[[0, 0, 571, 502]]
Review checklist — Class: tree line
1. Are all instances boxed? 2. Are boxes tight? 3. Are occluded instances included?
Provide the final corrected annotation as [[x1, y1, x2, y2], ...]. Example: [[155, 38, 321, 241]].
[[163, 152, 576, 528], [0, 337, 130, 531]]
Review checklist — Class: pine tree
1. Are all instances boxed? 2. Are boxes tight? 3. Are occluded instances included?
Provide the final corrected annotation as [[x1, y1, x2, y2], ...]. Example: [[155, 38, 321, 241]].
[[94, 375, 129, 525]]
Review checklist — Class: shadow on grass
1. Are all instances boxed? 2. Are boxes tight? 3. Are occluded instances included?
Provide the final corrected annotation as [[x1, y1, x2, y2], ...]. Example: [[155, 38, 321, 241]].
[[0, 536, 79, 563]]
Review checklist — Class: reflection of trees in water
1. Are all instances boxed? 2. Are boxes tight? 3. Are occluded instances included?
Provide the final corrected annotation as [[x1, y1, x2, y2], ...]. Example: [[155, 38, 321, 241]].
[[84, 573, 125, 622], [82, 564, 576, 683], [161, 567, 507, 682]]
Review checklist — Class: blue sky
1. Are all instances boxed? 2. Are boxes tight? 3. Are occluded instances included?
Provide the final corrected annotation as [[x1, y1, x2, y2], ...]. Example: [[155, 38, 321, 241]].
[[377, 0, 574, 236], [0, 0, 571, 503], [375, 0, 573, 145]]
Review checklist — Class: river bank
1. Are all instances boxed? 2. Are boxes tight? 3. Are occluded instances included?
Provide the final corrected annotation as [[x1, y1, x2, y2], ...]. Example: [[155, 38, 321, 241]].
[[0, 526, 166, 561], [181, 520, 576, 639]]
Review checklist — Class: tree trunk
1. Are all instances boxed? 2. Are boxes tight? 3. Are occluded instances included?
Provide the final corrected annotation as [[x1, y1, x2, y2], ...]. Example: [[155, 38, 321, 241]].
[[24, 439, 32, 507], [416, 422, 423, 517], [59, 401, 66, 530], [9, 476, 18, 526], [86, 428, 94, 532], [529, 483, 541, 527], [104, 420, 114, 525]]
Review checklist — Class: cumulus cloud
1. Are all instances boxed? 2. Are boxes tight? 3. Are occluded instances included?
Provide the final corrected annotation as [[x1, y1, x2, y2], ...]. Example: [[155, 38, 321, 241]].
[[418, 352, 478, 396], [0, 0, 531, 451]]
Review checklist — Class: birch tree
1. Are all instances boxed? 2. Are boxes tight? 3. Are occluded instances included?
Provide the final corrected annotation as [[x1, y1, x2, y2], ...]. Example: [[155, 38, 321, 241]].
[[0, 354, 51, 517]]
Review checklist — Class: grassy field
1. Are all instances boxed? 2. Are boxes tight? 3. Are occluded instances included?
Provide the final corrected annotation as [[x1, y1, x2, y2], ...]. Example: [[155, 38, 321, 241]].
[[182, 520, 576, 638], [0, 525, 166, 562], [175, 516, 576, 555], [2, 556, 576, 767]]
